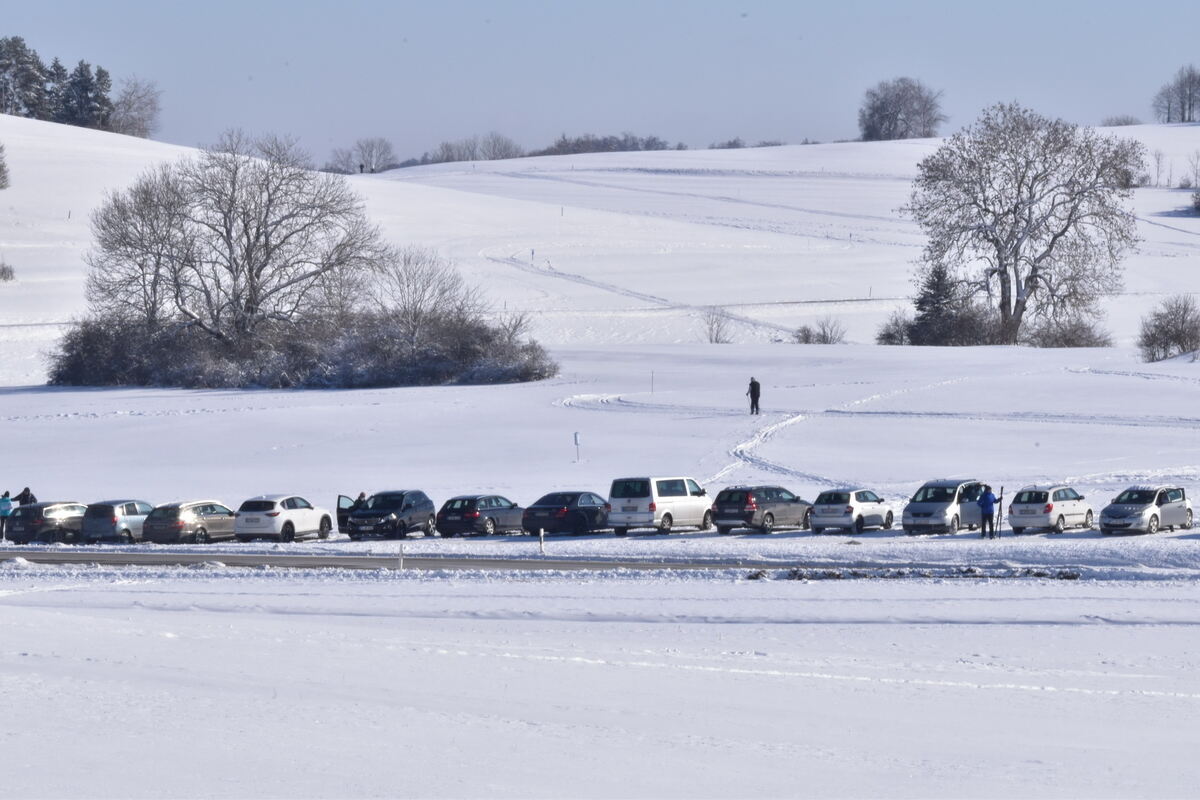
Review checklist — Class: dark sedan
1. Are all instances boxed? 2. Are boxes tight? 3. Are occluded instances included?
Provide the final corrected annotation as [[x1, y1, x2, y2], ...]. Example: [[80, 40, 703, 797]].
[[436, 495, 524, 536], [6, 502, 87, 544], [522, 491, 609, 535]]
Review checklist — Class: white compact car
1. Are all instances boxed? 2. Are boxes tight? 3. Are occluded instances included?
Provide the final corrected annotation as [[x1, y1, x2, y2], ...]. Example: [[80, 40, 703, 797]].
[[1007, 485, 1093, 534], [605, 476, 712, 535], [810, 488, 893, 534], [235, 494, 333, 542]]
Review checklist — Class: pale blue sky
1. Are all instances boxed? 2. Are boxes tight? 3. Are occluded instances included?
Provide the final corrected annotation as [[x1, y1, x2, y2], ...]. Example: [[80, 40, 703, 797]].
[[4, 0, 1197, 160]]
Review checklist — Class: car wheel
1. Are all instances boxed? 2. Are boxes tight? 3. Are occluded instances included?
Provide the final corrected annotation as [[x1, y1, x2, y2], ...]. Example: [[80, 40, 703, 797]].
[[483, 517, 496, 536], [759, 513, 774, 534], [1011, 527, 1024, 535], [1052, 516, 1065, 535], [192, 528, 209, 545], [122, 530, 135, 544], [613, 527, 627, 537], [883, 511, 894, 530], [281, 523, 295, 543], [699, 510, 713, 531], [717, 526, 733, 535], [1084, 511, 1094, 530], [1147, 515, 1160, 534], [424, 517, 435, 537], [802, 508, 812, 531], [236, 536, 251, 543], [659, 514, 673, 534], [318, 517, 331, 540], [854, 515, 865, 534], [949, 515, 960, 533], [1184, 510, 1194, 530]]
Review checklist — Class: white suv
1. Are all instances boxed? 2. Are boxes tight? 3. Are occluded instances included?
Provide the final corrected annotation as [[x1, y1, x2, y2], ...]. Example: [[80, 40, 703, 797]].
[[606, 477, 713, 536], [1008, 485, 1093, 534], [810, 488, 894, 534], [235, 494, 333, 542]]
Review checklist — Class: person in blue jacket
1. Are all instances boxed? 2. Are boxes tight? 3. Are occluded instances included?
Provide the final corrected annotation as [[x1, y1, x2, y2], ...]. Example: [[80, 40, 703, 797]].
[[0, 491, 12, 540], [978, 484, 998, 539]]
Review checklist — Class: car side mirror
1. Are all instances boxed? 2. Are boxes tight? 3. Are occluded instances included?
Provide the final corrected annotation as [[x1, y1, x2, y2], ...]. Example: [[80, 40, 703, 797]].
[[699, 489, 707, 496], [1077, 495, 1085, 501]]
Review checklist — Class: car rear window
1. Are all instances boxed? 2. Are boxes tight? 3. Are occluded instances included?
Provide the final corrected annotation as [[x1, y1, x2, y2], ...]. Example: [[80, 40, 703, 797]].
[[239, 500, 277, 512], [11, 506, 36, 519], [1014, 491, 1048, 504], [442, 498, 477, 511], [816, 492, 850, 505], [611, 480, 650, 499], [716, 490, 747, 504], [147, 506, 178, 519], [534, 493, 576, 507], [85, 504, 116, 518]]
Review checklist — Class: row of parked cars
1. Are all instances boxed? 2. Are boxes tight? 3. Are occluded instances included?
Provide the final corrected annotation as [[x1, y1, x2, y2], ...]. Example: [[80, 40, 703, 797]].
[[3, 477, 1192, 545]]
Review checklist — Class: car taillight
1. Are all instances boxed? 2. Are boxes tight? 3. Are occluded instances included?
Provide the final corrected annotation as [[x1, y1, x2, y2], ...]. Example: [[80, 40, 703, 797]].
[[174, 520, 185, 528], [1008, 505, 1013, 515], [553, 507, 568, 518], [1043, 503, 1054, 513], [265, 511, 280, 517], [744, 494, 757, 512], [604, 503, 611, 513], [648, 502, 657, 512], [464, 510, 480, 519], [33, 518, 44, 526], [111, 516, 119, 525], [844, 506, 854, 514], [711, 502, 718, 513]]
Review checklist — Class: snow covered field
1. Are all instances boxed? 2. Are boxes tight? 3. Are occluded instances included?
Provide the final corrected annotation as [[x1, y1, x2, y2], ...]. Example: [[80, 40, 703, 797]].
[[2, 115, 1200, 796]]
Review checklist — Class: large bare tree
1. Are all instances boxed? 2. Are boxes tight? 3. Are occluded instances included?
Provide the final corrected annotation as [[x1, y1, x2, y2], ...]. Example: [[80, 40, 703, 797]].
[[371, 246, 483, 358], [858, 77, 947, 141], [86, 131, 392, 349], [108, 76, 162, 138], [907, 103, 1144, 343]]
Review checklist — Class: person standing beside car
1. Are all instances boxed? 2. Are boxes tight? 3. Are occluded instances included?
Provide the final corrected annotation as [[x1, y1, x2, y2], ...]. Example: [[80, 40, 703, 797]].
[[747, 377, 761, 415], [14, 487, 36, 506], [0, 491, 12, 539], [978, 484, 998, 539]]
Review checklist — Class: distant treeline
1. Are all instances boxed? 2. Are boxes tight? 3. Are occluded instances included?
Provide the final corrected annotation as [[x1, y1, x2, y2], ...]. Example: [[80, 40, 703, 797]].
[[325, 131, 802, 174], [0, 35, 161, 137]]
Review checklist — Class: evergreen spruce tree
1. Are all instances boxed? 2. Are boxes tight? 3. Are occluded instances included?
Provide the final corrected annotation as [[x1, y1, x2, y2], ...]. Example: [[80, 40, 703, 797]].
[[44, 57, 69, 122], [0, 36, 48, 118], [0, 142, 9, 190], [93, 66, 115, 129], [62, 60, 97, 126]]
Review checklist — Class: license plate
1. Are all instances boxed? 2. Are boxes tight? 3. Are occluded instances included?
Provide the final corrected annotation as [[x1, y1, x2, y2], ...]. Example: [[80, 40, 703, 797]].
[[623, 506, 637, 512], [447, 515, 460, 520], [1020, 510, 1035, 515], [534, 511, 549, 517], [245, 517, 260, 523]]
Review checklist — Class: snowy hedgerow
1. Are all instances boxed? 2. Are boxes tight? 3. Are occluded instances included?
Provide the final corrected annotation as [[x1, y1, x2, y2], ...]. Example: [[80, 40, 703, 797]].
[[1138, 295, 1200, 362], [793, 316, 846, 344]]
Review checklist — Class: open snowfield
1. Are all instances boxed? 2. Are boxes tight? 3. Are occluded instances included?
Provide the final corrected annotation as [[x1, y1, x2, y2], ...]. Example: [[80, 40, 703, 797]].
[[2, 114, 1200, 796]]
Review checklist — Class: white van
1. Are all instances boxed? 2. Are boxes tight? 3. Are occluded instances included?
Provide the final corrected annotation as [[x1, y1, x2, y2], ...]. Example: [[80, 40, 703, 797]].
[[605, 477, 712, 535]]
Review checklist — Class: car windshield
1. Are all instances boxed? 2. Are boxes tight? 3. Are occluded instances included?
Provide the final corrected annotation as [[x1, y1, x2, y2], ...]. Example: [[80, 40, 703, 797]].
[[1014, 491, 1048, 505], [84, 504, 116, 518], [364, 493, 405, 511], [534, 493, 576, 507], [610, 480, 650, 499], [1114, 490, 1156, 505], [239, 500, 276, 512], [911, 486, 955, 503], [816, 492, 851, 505]]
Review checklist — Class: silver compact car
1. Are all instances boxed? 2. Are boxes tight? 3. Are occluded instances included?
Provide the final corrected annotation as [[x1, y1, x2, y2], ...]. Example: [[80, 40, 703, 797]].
[[810, 488, 893, 534], [82, 499, 155, 543], [902, 478, 985, 534], [1007, 485, 1093, 534], [1100, 486, 1193, 535]]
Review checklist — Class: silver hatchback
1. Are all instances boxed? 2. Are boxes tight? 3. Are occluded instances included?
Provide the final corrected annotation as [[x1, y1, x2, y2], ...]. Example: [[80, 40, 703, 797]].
[[82, 499, 155, 543]]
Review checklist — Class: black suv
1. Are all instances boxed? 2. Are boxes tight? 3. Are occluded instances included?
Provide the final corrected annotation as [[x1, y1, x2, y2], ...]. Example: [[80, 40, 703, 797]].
[[6, 502, 87, 544], [340, 490, 435, 540], [711, 486, 812, 534], [436, 495, 524, 536]]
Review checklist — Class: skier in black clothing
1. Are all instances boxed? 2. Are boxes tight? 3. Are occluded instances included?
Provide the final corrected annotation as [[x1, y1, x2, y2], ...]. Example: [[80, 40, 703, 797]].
[[747, 377, 761, 415]]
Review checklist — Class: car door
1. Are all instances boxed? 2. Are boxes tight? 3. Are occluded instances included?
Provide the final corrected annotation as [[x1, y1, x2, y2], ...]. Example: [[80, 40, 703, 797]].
[[132, 502, 153, 538], [208, 504, 236, 538], [960, 484, 982, 527], [491, 496, 515, 530], [337, 495, 355, 533], [856, 491, 879, 526], [291, 496, 317, 534], [1166, 489, 1185, 527], [584, 493, 607, 528], [769, 488, 795, 526]]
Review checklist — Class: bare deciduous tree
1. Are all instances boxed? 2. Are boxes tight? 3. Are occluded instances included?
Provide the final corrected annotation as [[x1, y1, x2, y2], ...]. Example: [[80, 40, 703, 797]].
[[479, 131, 523, 161], [907, 103, 1144, 343], [354, 137, 396, 173], [1101, 115, 1141, 127], [108, 76, 162, 138], [793, 316, 847, 344], [1153, 149, 1165, 187], [858, 77, 947, 141], [1139, 295, 1200, 362], [700, 306, 731, 343], [371, 246, 484, 357], [85, 131, 392, 349], [1152, 65, 1200, 123]]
